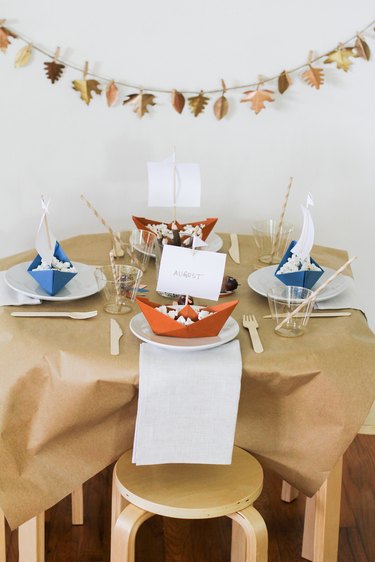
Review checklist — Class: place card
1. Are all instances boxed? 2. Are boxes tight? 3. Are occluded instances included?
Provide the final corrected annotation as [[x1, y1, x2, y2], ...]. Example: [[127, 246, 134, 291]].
[[147, 155, 201, 207], [156, 245, 226, 301]]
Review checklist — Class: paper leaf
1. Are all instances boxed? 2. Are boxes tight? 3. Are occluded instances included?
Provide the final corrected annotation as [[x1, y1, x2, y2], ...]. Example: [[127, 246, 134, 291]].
[[123, 92, 156, 117], [302, 65, 324, 89], [240, 88, 274, 114], [72, 79, 101, 105], [213, 94, 228, 120], [278, 70, 292, 94], [0, 25, 17, 53], [106, 81, 119, 107], [171, 89, 185, 113], [44, 60, 65, 84], [15, 44, 32, 68], [324, 47, 354, 71], [188, 92, 210, 117], [354, 36, 371, 61]]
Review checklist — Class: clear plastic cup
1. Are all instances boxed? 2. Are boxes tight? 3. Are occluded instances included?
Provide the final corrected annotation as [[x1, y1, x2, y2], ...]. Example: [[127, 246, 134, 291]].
[[267, 285, 315, 337], [251, 219, 294, 265], [95, 265, 143, 314]]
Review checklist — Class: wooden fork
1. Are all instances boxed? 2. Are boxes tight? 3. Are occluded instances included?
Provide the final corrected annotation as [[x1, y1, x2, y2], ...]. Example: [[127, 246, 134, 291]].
[[242, 314, 264, 353]]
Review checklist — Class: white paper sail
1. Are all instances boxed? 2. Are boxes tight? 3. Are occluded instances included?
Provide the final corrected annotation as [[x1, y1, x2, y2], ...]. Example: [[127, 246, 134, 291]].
[[291, 194, 315, 260], [35, 198, 57, 266], [192, 235, 208, 249], [147, 153, 201, 208]]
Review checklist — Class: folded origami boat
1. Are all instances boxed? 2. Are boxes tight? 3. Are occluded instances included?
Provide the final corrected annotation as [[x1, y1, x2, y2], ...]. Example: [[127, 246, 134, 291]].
[[275, 240, 324, 290], [136, 297, 238, 338], [28, 242, 77, 296], [132, 217, 218, 243]]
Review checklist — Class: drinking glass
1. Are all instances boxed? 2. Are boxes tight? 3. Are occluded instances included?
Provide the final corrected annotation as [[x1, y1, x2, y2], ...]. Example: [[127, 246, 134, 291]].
[[251, 219, 294, 265], [95, 265, 143, 314], [128, 229, 157, 273], [267, 285, 315, 337]]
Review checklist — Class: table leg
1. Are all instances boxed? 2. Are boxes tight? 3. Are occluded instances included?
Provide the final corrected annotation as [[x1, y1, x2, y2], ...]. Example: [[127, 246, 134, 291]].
[[71, 486, 84, 525], [0, 508, 6, 562], [230, 520, 246, 561], [18, 513, 45, 562], [302, 457, 343, 562]]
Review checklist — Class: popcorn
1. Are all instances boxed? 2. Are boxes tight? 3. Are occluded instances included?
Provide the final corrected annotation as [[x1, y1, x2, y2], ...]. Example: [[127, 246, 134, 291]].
[[276, 254, 321, 275], [155, 303, 214, 325], [32, 256, 77, 273]]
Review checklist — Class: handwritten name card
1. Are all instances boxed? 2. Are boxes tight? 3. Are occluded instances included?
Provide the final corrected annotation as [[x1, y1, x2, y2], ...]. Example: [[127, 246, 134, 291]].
[[156, 245, 226, 301]]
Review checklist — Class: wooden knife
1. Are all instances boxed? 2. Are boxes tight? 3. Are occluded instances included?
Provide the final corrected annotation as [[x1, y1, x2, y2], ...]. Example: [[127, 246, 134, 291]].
[[110, 319, 123, 355], [228, 233, 240, 264]]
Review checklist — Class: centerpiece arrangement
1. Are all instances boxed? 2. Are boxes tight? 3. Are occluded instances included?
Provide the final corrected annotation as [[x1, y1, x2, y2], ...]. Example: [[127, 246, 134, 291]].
[[132, 151, 217, 249]]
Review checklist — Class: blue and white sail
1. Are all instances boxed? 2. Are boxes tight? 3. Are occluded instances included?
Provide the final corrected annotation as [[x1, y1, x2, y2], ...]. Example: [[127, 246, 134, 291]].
[[291, 193, 315, 260], [35, 197, 56, 266]]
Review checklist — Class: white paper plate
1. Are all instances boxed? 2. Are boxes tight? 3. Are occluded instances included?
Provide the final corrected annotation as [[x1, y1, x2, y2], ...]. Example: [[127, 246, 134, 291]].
[[247, 265, 349, 303], [5, 262, 105, 302], [130, 232, 223, 257], [130, 313, 239, 351]]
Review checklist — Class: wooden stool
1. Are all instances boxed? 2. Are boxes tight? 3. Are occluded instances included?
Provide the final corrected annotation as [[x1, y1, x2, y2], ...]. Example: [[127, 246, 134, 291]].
[[0, 486, 84, 562], [281, 401, 375, 562], [111, 446, 268, 562]]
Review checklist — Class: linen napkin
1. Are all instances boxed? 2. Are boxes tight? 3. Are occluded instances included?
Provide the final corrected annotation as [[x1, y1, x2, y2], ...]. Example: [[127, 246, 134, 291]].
[[133, 339, 242, 465], [0, 271, 41, 306], [315, 276, 364, 311]]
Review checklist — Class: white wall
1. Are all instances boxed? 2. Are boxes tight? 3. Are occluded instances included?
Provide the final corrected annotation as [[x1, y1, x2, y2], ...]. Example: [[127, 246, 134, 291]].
[[1, 0, 374, 329]]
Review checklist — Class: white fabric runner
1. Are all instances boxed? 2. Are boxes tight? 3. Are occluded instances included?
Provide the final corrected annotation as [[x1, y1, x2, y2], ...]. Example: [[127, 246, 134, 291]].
[[315, 276, 364, 311], [0, 271, 41, 306], [133, 339, 242, 465]]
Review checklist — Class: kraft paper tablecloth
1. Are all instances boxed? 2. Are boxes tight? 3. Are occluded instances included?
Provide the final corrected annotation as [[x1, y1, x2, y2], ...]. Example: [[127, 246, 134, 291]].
[[0, 232, 374, 529]]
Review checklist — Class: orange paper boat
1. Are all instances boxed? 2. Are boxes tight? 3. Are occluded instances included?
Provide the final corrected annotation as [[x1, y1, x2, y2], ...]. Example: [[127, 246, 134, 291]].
[[136, 297, 238, 338], [132, 217, 218, 243]]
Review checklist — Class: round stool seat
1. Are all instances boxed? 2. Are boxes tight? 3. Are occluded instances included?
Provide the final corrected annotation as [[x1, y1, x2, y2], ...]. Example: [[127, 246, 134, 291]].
[[114, 446, 263, 520]]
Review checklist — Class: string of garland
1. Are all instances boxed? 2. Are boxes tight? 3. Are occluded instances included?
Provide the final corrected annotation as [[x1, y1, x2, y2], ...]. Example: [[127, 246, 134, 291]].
[[0, 18, 374, 118]]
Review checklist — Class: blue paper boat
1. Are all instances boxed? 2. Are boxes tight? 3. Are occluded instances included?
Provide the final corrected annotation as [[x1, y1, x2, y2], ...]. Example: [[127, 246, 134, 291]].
[[27, 242, 77, 296], [274, 240, 324, 290]]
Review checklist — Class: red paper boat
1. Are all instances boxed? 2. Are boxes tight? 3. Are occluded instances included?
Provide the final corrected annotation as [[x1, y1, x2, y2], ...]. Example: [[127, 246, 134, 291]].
[[132, 217, 218, 243], [136, 297, 238, 338]]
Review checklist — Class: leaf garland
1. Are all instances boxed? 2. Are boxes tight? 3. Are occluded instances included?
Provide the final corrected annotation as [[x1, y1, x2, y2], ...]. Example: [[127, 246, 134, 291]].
[[324, 46, 355, 71], [15, 44, 32, 68], [0, 24, 17, 53], [0, 19, 374, 119], [241, 87, 274, 114], [72, 79, 101, 105], [44, 60, 65, 83], [188, 91, 210, 117], [123, 92, 156, 117], [302, 64, 324, 89], [171, 89, 185, 113]]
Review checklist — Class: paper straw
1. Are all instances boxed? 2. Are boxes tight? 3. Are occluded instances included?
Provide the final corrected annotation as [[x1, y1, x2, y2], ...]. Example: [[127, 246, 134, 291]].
[[109, 250, 122, 308], [275, 256, 357, 331], [270, 177, 293, 262], [80, 195, 123, 247]]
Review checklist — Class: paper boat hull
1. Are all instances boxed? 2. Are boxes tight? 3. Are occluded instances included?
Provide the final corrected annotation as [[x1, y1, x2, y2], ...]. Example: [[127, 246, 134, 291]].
[[136, 297, 238, 338], [275, 240, 324, 290], [27, 242, 77, 296], [132, 217, 218, 242]]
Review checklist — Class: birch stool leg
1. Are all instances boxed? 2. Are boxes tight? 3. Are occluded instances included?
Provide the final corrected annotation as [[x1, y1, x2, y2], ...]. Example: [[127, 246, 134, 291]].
[[111, 469, 128, 533], [111, 504, 154, 562], [229, 507, 268, 562], [18, 512, 45, 562], [0, 509, 5, 562]]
